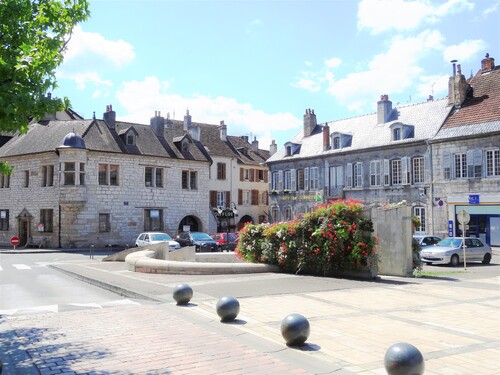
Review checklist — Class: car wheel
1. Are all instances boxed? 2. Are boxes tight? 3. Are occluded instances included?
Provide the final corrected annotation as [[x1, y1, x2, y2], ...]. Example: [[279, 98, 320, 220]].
[[450, 254, 460, 267], [482, 253, 492, 265]]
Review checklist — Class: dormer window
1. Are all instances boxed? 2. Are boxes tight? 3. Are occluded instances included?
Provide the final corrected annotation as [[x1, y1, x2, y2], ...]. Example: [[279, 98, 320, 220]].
[[286, 146, 292, 156], [390, 123, 414, 141], [330, 132, 352, 150], [119, 127, 138, 146], [284, 141, 300, 156], [126, 134, 135, 145]]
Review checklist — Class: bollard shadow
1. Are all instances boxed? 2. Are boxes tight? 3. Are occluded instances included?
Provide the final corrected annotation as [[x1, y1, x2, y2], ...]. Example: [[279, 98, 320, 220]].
[[286, 342, 321, 351], [175, 302, 198, 307], [220, 318, 247, 325]]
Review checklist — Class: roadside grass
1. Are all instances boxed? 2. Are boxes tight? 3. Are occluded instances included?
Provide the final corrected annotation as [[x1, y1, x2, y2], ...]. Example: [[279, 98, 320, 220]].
[[413, 269, 468, 278]]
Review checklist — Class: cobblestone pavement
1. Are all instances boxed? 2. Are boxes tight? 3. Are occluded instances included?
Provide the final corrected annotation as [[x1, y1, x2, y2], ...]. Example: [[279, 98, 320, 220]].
[[1, 257, 499, 374]]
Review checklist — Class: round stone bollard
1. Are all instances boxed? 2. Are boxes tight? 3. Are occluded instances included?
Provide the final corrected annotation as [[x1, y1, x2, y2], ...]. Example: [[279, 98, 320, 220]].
[[280, 313, 310, 346], [172, 284, 193, 305], [216, 296, 240, 322], [384, 342, 425, 375]]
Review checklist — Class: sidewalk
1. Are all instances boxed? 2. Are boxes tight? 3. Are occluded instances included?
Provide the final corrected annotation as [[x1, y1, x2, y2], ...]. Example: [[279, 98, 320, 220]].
[[1, 255, 500, 374]]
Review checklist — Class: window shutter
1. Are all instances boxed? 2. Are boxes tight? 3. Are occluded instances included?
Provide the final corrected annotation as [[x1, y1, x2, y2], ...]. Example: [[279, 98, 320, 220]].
[[265, 191, 269, 205], [264, 170, 268, 183], [278, 170, 283, 191], [225, 191, 231, 208], [466, 149, 475, 178], [324, 165, 329, 189], [238, 189, 243, 205], [210, 191, 217, 207], [383, 159, 390, 186], [359, 162, 364, 187], [346, 163, 353, 188], [424, 154, 431, 183], [250, 169, 255, 182], [251, 189, 258, 205], [240, 168, 244, 182], [402, 157, 409, 185], [443, 151, 451, 180], [290, 169, 296, 191], [304, 168, 309, 190]]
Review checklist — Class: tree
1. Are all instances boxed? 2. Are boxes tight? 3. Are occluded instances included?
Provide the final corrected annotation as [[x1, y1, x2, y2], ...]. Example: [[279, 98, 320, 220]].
[[0, 0, 90, 174]]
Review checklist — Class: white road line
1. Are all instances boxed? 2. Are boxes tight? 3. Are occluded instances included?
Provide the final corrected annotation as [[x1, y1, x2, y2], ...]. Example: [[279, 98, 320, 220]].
[[12, 264, 31, 270], [0, 266, 3, 271]]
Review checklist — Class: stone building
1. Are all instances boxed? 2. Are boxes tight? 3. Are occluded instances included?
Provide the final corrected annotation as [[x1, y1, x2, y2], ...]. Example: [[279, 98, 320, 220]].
[[0, 105, 255, 247], [266, 53, 500, 246]]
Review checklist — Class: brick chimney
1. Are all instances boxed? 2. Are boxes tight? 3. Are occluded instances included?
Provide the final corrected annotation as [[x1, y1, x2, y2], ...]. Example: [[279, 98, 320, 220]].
[[251, 137, 259, 152], [150, 110, 165, 137], [448, 60, 470, 108], [219, 120, 227, 141], [303, 108, 317, 137], [183, 109, 191, 131], [269, 139, 277, 156], [323, 124, 330, 151], [377, 95, 392, 124], [103, 104, 116, 130], [481, 53, 495, 73], [188, 124, 200, 142]]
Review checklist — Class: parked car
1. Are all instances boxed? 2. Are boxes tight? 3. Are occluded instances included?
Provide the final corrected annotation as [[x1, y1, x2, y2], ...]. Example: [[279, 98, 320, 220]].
[[135, 232, 181, 250], [210, 233, 238, 251], [176, 231, 218, 252], [413, 235, 442, 248], [420, 237, 492, 266]]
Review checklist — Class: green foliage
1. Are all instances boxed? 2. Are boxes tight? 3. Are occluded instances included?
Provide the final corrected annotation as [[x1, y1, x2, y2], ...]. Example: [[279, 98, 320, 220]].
[[236, 199, 378, 276], [0, 0, 90, 132]]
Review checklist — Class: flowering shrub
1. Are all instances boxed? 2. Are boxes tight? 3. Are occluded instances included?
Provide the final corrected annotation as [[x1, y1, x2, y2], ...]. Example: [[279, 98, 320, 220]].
[[236, 199, 378, 276]]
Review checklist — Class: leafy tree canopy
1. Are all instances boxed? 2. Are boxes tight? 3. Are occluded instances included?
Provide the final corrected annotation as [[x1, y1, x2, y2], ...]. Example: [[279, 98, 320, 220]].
[[0, 0, 89, 174]]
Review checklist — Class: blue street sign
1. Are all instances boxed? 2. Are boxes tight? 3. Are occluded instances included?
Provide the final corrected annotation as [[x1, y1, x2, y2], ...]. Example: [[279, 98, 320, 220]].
[[448, 220, 454, 237], [468, 194, 480, 204]]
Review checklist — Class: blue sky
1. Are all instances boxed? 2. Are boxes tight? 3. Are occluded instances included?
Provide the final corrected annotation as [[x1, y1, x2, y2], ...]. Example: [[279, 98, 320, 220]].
[[54, 0, 500, 151]]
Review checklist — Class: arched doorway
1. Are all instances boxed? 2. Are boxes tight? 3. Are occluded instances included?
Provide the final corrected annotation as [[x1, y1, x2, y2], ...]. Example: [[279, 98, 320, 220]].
[[178, 215, 201, 233], [238, 215, 254, 231], [16, 208, 33, 246]]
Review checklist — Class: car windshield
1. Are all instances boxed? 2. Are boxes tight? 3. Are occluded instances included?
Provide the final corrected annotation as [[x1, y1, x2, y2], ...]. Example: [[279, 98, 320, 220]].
[[150, 233, 172, 241], [191, 232, 212, 240], [437, 238, 462, 247]]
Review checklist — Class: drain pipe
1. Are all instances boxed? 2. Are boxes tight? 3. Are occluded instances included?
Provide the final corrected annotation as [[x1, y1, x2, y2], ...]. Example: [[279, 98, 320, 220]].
[[426, 140, 435, 235]]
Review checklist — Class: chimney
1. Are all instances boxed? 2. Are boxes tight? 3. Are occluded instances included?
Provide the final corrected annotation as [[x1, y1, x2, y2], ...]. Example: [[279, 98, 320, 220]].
[[150, 110, 165, 137], [183, 109, 191, 131], [241, 135, 249, 143], [219, 120, 227, 141], [427, 95, 434, 102], [322, 124, 330, 151], [481, 53, 495, 72], [251, 137, 259, 152], [448, 60, 470, 108], [270, 140, 277, 156], [103, 104, 116, 129], [303, 108, 317, 137], [188, 124, 200, 142], [377, 95, 393, 124]]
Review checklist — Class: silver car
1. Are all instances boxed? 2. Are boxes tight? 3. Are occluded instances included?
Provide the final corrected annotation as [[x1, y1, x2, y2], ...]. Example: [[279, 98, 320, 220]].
[[413, 235, 442, 248], [135, 232, 181, 250], [420, 237, 492, 266]]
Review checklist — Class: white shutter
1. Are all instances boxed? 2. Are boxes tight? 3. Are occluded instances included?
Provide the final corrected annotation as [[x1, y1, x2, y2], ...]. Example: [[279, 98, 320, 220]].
[[402, 157, 409, 185], [268, 171, 272, 191], [346, 163, 353, 188], [337, 166, 344, 188], [383, 159, 390, 186], [290, 169, 296, 191], [278, 170, 283, 191], [424, 154, 431, 183], [443, 151, 451, 180], [304, 167, 309, 190], [359, 162, 364, 187]]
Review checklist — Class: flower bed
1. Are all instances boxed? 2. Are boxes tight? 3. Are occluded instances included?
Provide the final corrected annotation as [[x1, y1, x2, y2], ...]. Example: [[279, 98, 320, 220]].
[[236, 199, 378, 278]]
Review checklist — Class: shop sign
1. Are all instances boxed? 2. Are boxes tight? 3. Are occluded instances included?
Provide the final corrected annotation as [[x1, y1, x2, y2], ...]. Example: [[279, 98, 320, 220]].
[[468, 194, 480, 204]]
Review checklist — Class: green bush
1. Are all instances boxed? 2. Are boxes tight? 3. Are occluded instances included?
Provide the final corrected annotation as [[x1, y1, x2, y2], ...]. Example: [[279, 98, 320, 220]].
[[236, 199, 378, 276]]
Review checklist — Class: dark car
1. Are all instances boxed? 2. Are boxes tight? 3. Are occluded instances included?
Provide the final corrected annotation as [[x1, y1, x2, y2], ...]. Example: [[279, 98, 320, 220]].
[[176, 231, 218, 252], [210, 233, 238, 251]]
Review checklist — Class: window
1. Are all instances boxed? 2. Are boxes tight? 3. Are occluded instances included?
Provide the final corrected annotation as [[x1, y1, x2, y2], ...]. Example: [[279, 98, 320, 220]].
[[1, 174, 10, 188], [391, 159, 402, 185], [0, 209, 8, 230], [413, 207, 426, 233], [182, 170, 197, 190], [217, 163, 226, 180], [144, 209, 163, 231], [284, 170, 292, 190], [79, 163, 85, 185], [41, 165, 54, 187], [217, 191, 227, 207], [24, 170, 29, 187], [40, 209, 53, 232], [258, 170, 265, 181], [145, 167, 163, 187], [271, 172, 279, 190], [454, 153, 467, 179], [243, 190, 251, 204], [332, 136, 340, 150], [63, 162, 75, 185], [99, 213, 110, 233], [284, 206, 292, 221], [309, 167, 319, 190], [297, 169, 305, 190], [243, 169, 250, 180], [259, 191, 268, 205], [270, 206, 280, 223], [99, 164, 119, 186], [486, 150, 500, 177], [393, 128, 401, 141], [126, 134, 135, 145], [353, 162, 363, 188], [370, 160, 382, 186], [412, 157, 424, 184]]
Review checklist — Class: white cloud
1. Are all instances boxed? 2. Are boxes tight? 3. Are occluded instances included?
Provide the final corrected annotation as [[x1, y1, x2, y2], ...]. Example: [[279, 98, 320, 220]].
[[415, 74, 449, 99], [326, 30, 445, 111], [64, 26, 135, 68], [357, 0, 474, 34], [291, 78, 321, 92], [246, 18, 263, 34], [482, 1, 499, 17], [56, 71, 113, 90], [443, 39, 487, 63], [325, 57, 342, 68], [115, 76, 301, 147]]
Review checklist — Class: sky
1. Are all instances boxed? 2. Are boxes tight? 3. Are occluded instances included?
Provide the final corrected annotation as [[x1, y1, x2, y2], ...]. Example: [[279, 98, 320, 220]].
[[54, 0, 500, 152]]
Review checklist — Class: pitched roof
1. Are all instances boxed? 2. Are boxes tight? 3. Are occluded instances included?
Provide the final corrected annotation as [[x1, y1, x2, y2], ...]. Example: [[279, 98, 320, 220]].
[[267, 97, 451, 163]]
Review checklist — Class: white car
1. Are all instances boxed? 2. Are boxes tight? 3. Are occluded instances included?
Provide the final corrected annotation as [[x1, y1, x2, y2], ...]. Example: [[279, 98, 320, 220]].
[[420, 237, 492, 266], [135, 232, 181, 250]]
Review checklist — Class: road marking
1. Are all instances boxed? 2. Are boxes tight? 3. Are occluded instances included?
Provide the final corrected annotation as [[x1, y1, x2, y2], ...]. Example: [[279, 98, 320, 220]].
[[0, 266, 3, 271], [12, 264, 31, 270]]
